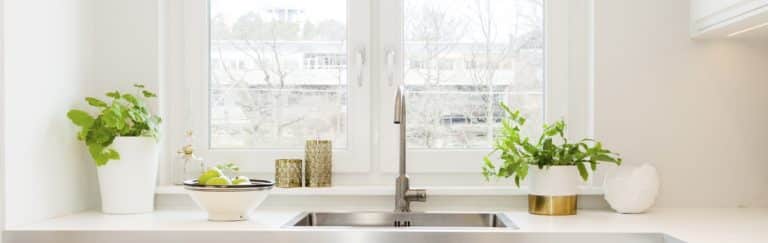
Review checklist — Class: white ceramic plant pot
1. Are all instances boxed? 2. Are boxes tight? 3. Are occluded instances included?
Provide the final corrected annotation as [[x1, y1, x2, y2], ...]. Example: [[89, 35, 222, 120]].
[[528, 166, 580, 215], [96, 137, 158, 214], [604, 163, 660, 214], [529, 166, 580, 196]]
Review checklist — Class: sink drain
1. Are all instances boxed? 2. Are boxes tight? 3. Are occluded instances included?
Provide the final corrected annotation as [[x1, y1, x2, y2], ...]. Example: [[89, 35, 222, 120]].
[[393, 220, 412, 227]]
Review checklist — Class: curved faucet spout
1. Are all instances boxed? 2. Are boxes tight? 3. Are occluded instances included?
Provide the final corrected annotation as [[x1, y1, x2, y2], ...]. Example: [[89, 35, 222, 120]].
[[394, 85, 405, 124], [393, 85, 426, 213]]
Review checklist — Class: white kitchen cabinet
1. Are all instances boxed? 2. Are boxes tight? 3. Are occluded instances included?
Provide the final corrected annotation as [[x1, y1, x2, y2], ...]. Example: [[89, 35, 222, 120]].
[[690, 0, 768, 38]]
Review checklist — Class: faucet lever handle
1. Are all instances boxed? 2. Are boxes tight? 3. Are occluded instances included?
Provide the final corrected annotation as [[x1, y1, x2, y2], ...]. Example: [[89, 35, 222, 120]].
[[405, 189, 427, 202]]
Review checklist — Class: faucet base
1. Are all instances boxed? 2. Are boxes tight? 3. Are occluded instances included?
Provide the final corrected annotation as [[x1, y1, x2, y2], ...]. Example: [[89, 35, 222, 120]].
[[394, 176, 426, 213]]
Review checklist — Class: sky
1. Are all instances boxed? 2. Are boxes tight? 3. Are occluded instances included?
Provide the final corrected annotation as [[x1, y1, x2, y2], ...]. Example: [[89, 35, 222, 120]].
[[211, 0, 347, 24]]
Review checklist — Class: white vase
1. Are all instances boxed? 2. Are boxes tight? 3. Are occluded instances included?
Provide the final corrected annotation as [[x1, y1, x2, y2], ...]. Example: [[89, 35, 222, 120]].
[[604, 163, 660, 214], [96, 137, 159, 214], [529, 166, 580, 196]]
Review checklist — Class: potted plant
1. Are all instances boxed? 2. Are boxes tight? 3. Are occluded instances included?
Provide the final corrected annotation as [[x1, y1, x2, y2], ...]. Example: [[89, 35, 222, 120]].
[[67, 84, 161, 214], [483, 103, 621, 215]]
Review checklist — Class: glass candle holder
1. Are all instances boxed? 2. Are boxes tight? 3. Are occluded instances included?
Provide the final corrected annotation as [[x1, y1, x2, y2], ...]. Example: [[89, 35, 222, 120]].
[[275, 159, 303, 188], [304, 140, 332, 187]]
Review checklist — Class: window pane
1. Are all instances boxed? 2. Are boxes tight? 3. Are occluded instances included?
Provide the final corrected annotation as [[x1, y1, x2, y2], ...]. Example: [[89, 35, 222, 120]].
[[403, 0, 544, 149], [210, 0, 348, 149]]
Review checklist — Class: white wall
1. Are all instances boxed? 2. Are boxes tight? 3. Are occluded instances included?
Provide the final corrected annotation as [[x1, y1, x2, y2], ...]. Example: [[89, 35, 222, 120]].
[[90, 0, 160, 93], [0, 0, 5, 235], [594, 0, 768, 208], [3, 0, 98, 227]]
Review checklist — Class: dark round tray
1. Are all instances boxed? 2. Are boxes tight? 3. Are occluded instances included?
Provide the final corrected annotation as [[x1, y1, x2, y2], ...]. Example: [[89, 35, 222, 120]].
[[183, 179, 274, 191]]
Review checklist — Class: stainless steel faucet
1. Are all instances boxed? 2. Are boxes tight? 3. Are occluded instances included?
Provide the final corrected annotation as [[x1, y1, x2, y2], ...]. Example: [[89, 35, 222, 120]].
[[393, 85, 427, 213]]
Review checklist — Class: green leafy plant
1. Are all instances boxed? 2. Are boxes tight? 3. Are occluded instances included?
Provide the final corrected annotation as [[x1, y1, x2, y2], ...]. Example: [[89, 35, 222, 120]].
[[482, 103, 622, 186], [67, 84, 161, 166]]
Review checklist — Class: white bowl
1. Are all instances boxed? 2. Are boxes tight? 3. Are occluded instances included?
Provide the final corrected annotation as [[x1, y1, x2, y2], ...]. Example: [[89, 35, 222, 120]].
[[184, 179, 274, 221]]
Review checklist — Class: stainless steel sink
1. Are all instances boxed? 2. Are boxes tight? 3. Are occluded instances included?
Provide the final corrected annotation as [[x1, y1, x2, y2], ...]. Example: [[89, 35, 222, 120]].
[[286, 212, 517, 229]]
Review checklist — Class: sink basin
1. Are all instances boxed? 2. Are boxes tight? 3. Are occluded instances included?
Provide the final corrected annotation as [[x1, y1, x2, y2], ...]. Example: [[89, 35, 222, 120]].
[[286, 212, 516, 228]]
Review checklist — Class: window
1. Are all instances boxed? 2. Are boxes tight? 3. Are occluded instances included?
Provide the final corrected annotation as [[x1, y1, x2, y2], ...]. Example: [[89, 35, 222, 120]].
[[209, 0, 349, 149], [401, 0, 544, 149], [173, 0, 589, 177]]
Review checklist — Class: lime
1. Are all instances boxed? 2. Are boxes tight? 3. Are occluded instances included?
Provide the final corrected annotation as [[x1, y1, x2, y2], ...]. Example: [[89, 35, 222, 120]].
[[197, 167, 223, 185], [205, 176, 232, 185], [232, 176, 251, 185]]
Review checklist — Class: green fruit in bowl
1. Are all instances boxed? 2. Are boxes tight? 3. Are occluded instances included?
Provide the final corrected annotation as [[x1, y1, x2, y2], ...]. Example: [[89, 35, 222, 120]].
[[205, 176, 232, 185], [232, 176, 251, 185], [197, 167, 223, 185]]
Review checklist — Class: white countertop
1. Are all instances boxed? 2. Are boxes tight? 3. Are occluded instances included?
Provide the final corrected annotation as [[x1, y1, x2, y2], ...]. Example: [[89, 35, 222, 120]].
[[6, 208, 767, 243]]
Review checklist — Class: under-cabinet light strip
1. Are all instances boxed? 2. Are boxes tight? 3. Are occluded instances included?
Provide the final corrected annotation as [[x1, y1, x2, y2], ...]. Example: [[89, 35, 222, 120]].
[[728, 21, 768, 37]]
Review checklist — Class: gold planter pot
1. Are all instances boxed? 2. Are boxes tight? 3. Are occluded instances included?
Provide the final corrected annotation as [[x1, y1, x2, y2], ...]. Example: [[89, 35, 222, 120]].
[[528, 194, 578, 216]]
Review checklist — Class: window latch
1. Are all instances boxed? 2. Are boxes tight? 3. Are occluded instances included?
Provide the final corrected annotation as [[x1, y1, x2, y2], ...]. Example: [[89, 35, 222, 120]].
[[385, 50, 396, 86], [356, 48, 366, 87]]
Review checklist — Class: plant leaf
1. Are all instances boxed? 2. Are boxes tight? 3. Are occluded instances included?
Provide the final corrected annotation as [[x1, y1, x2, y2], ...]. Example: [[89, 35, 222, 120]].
[[106, 91, 121, 99], [499, 102, 513, 116], [483, 157, 495, 170], [88, 145, 120, 166], [142, 90, 157, 98], [122, 94, 141, 106], [516, 162, 529, 181], [67, 110, 95, 127], [576, 163, 589, 181], [101, 105, 125, 130], [85, 97, 108, 108]]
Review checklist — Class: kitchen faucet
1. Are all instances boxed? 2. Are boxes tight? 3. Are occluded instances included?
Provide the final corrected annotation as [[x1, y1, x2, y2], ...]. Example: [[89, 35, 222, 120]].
[[393, 85, 427, 213]]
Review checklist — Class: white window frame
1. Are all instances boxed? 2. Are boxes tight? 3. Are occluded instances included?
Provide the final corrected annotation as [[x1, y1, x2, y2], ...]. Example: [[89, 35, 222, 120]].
[[165, 0, 592, 181]]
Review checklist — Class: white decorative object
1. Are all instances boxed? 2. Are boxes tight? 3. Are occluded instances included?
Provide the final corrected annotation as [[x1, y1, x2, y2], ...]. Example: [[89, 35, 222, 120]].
[[185, 181, 273, 221], [96, 137, 159, 214], [604, 163, 660, 214], [529, 166, 580, 196]]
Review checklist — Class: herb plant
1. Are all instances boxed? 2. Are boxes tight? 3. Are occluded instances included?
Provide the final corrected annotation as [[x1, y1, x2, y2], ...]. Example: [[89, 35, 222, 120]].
[[67, 84, 161, 166], [482, 103, 622, 186]]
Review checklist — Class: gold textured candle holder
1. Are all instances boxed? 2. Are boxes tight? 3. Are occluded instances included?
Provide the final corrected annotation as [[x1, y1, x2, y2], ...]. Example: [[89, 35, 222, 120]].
[[528, 194, 578, 216], [305, 140, 332, 187], [275, 159, 303, 188]]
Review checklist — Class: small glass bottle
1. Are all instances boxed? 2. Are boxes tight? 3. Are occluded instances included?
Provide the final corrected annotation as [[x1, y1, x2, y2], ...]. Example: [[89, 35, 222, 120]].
[[174, 130, 205, 185]]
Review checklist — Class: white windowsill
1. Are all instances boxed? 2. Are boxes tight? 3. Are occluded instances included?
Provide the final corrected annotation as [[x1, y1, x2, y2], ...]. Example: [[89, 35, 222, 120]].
[[156, 185, 604, 196]]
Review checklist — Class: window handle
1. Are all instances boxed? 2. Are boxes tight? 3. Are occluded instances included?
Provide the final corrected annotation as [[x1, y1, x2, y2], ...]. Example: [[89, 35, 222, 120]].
[[355, 48, 366, 87], [385, 50, 396, 86]]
